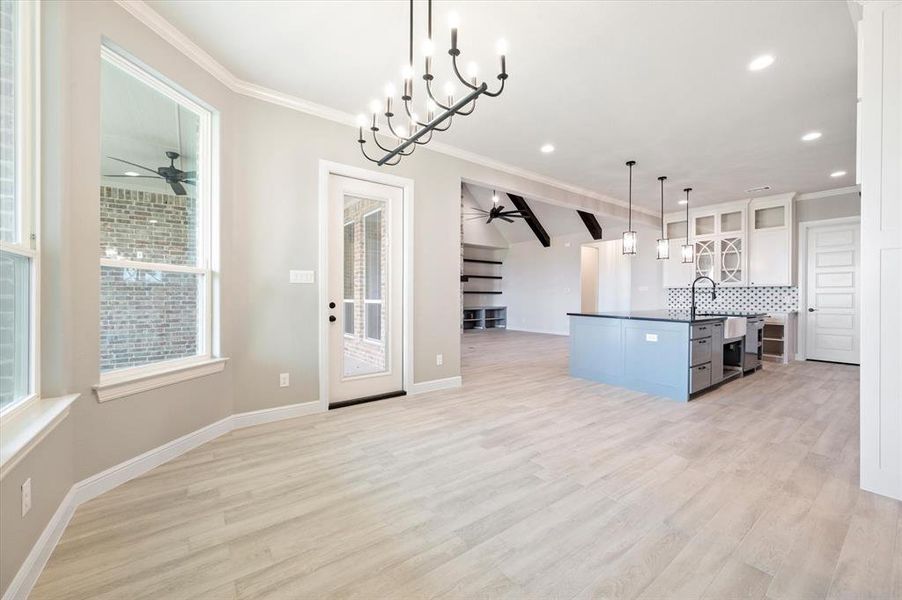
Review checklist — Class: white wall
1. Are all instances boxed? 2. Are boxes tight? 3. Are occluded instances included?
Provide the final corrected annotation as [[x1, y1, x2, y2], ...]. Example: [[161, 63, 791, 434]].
[[593, 239, 631, 311], [629, 228, 668, 310], [461, 185, 508, 249], [503, 232, 586, 335], [858, 0, 901, 501]]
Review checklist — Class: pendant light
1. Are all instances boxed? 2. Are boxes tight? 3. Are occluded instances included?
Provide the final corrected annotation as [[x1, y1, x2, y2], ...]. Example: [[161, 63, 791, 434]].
[[622, 160, 637, 255], [656, 176, 669, 260], [681, 187, 694, 263]]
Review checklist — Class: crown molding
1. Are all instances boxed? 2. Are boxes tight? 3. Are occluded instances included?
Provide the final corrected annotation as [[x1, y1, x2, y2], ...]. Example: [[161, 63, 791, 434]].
[[796, 185, 860, 201], [113, 0, 656, 217]]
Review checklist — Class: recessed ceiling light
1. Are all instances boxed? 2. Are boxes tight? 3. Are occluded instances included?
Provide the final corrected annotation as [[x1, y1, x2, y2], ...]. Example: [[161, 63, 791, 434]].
[[830, 170, 847, 178], [678, 199, 688, 205], [748, 54, 775, 71], [124, 171, 140, 177], [745, 185, 772, 193], [540, 143, 555, 153], [801, 131, 822, 142]]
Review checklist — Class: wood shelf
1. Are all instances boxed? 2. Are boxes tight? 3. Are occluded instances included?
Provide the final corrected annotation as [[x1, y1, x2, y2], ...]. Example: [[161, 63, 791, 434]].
[[463, 258, 502, 265], [463, 291, 502, 294], [462, 274, 502, 279]]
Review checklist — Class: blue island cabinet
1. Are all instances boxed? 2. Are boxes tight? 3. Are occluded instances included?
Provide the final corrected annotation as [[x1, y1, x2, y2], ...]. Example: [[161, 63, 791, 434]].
[[569, 315, 691, 401]]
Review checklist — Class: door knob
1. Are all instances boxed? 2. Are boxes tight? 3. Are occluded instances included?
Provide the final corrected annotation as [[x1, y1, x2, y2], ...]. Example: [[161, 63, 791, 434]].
[[808, 307, 816, 312], [329, 315, 336, 322]]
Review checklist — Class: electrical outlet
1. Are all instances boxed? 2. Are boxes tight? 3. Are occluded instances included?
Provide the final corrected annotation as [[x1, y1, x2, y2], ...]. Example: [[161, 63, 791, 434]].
[[435, 353, 443, 366], [279, 373, 290, 387], [21, 478, 32, 516]]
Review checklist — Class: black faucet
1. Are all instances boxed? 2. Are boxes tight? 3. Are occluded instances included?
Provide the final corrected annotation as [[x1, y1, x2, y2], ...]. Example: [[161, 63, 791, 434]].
[[690, 276, 717, 319]]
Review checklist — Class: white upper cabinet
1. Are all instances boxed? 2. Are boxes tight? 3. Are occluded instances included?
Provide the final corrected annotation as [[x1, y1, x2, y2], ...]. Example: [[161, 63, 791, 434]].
[[689, 202, 748, 287], [748, 194, 795, 286], [661, 194, 795, 288], [662, 216, 693, 288]]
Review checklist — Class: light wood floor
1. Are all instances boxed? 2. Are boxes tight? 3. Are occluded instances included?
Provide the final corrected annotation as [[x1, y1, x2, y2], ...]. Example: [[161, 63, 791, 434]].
[[32, 330, 900, 599]]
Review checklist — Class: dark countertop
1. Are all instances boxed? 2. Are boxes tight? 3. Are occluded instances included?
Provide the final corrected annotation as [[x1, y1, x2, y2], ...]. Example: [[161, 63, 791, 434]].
[[694, 311, 769, 318], [567, 310, 727, 324]]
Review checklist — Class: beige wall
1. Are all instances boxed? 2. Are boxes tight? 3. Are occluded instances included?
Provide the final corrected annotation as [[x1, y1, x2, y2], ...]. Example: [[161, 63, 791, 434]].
[[796, 190, 861, 222], [1, 1, 642, 593]]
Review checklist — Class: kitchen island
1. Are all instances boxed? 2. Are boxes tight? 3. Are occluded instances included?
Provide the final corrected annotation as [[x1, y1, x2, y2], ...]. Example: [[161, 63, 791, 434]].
[[567, 310, 738, 402]]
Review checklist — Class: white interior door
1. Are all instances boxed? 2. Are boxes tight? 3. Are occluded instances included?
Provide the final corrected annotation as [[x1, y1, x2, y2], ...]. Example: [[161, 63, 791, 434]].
[[805, 222, 860, 364], [328, 174, 404, 403]]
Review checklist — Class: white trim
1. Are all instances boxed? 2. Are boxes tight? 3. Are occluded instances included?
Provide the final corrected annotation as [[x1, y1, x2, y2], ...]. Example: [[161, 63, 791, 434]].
[[230, 400, 321, 429], [99, 257, 206, 274], [1, 487, 77, 600], [109, 0, 657, 219], [406, 376, 463, 395], [796, 185, 861, 201], [795, 216, 861, 361], [0, 394, 79, 481], [318, 161, 415, 410], [505, 326, 570, 336], [99, 43, 218, 378], [1, 399, 326, 600], [0, 0, 42, 417], [94, 357, 228, 403]]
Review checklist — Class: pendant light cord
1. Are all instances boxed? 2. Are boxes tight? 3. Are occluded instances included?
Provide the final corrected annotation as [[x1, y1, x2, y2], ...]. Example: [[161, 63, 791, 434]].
[[409, 0, 414, 67], [428, 0, 432, 40], [660, 177, 665, 237], [628, 162, 633, 231], [684, 188, 691, 244]]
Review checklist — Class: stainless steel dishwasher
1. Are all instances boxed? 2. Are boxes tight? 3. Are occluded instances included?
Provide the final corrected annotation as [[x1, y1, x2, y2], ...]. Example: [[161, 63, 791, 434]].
[[743, 316, 764, 372]]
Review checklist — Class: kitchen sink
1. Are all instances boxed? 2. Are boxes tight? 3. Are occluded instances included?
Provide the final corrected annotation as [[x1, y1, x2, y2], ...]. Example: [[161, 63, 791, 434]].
[[723, 316, 747, 339]]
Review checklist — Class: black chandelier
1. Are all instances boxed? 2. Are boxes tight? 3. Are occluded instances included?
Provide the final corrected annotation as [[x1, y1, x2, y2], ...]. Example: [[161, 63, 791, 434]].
[[356, 0, 508, 166]]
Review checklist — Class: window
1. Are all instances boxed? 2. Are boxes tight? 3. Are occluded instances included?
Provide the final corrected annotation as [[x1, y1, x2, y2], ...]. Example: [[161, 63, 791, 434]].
[[99, 47, 215, 378], [363, 209, 383, 342], [343, 221, 354, 336], [0, 0, 38, 414]]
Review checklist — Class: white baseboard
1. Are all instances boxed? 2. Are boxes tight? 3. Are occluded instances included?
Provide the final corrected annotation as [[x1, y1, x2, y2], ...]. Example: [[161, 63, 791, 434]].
[[1, 488, 77, 600], [505, 326, 570, 336], [2, 400, 325, 600], [407, 376, 462, 395], [231, 400, 322, 429]]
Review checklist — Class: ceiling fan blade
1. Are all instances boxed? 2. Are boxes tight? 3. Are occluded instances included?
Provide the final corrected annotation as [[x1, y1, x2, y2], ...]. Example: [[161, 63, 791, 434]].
[[183, 180, 196, 186], [103, 175, 163, 179], [107, 156, 161, 176], [168, 181, 188, 196], [501, 217, 514, 223], [181, 171, 196, 179]]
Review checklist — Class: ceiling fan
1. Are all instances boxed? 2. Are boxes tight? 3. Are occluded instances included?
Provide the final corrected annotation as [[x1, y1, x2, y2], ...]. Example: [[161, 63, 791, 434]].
[[464, 191, 528, 224], [104, 151, 196, 196]]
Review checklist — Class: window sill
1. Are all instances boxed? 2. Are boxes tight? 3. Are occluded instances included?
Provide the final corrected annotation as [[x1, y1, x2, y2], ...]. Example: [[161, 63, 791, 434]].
[[0, 394, 80, 481], [94, 358, 229, 403]]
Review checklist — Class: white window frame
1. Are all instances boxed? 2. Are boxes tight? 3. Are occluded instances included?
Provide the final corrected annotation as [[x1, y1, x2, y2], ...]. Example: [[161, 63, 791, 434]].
[[362, 208, 384, 344], [342, 220, 355, 338], [0, 0, 41, 419], [97, 45, 217, 385]]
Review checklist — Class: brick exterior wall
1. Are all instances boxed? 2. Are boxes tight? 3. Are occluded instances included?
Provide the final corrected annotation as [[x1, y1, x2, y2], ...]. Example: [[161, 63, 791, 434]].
[[0, 0, 18, 407], [99, 185, 199, 372], [342, 198, 387, 373]]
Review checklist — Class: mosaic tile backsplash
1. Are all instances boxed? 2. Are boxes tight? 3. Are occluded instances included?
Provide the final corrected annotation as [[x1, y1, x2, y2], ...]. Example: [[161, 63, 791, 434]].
[[667, 286, 799, 314]]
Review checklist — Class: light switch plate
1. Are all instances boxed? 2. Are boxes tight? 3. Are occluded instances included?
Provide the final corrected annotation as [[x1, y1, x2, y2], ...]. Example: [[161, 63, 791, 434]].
[[279, 373, 290, 387], [22, 478, 31, 516], [289, 270, 315, 284]]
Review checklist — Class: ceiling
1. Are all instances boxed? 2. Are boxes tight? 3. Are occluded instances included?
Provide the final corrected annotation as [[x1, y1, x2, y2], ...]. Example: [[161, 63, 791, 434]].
[[465, 183, 622, 245], [101, 58, 198, 195], [146, 0, 857, 211]]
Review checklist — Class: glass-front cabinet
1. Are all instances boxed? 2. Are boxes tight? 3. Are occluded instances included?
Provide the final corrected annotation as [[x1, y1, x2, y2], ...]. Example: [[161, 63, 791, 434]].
[[689, 203, 748, 286], [663, 195, 794, 288]]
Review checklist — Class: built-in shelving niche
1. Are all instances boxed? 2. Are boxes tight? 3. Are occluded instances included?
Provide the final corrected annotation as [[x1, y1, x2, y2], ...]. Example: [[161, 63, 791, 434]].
[[461, 244, 506, 331]]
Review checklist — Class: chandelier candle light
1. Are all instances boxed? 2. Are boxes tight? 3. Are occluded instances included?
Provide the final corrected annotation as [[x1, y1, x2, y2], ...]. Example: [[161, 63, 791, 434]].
[[681, 187, 695, 263], [656, 176, 669, 260], [356, 0, 508, 166], [622, 160, 638, 255]]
